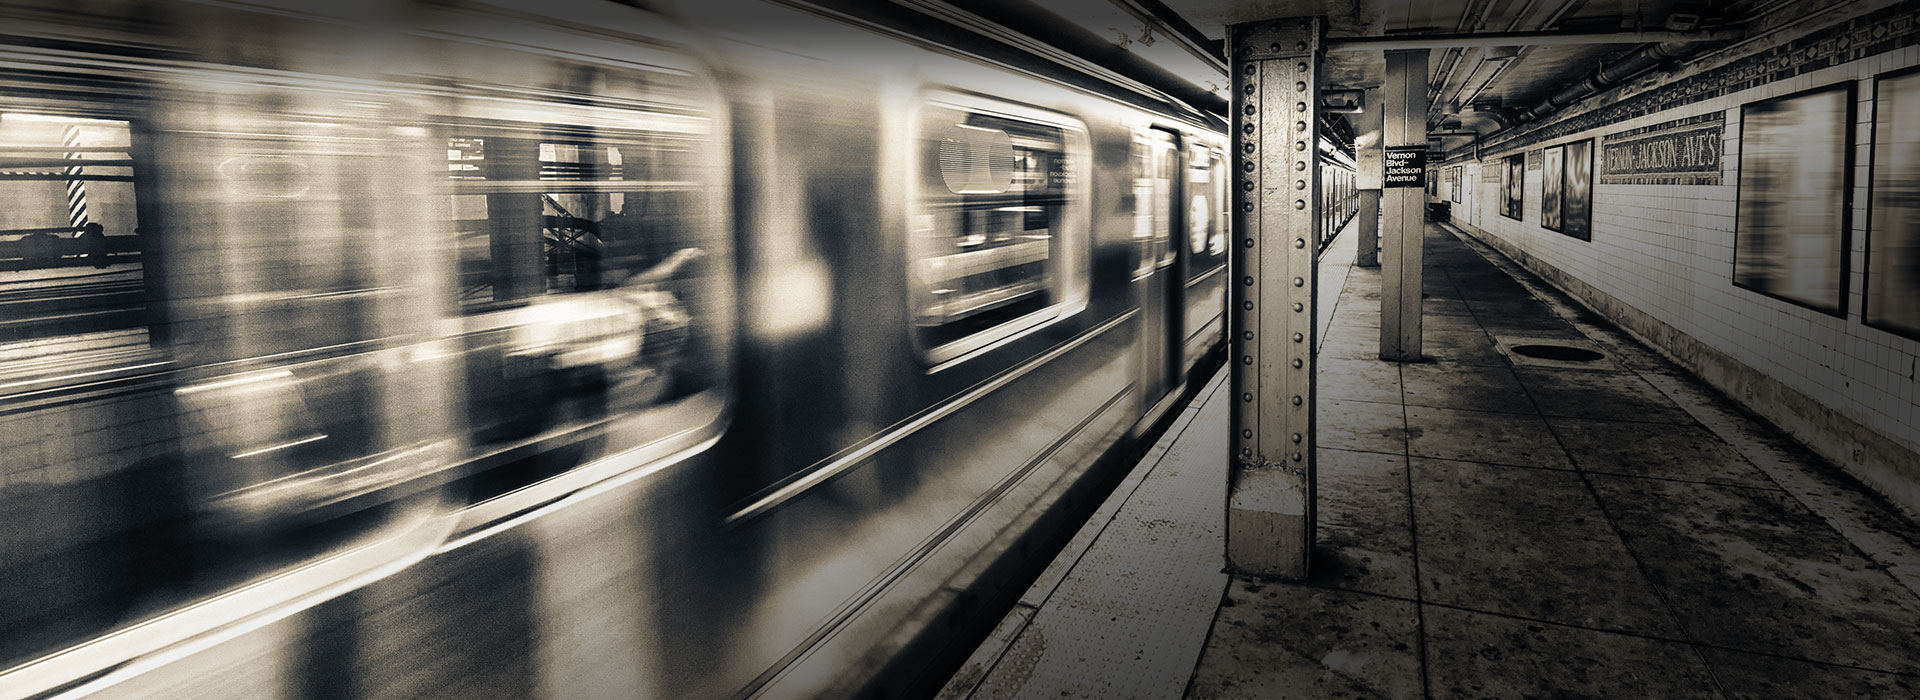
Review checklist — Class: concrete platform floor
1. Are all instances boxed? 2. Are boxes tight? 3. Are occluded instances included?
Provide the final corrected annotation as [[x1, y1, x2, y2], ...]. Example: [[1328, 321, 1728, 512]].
[[938, 222, 1920, 700]]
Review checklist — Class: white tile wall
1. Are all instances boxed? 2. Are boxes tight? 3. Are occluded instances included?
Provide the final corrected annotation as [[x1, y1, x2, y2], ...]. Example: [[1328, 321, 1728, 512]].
[[1458, 49, 1920, 456]]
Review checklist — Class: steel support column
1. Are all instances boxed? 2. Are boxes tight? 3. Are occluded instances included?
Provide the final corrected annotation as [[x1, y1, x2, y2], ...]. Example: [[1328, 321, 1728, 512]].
[[1356, 191, 1382, 267], [1354, 86, 1384, 268], [1226, 17, 1321, 580], [1379, 49, 1428, 362]]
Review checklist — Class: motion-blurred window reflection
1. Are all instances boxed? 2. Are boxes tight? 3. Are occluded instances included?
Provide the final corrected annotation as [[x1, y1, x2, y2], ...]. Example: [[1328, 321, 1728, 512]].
[[1184, 145, 1227, 265], [913, 97, 1086, 362], [424, 39, 728, 500], [1129, 129, 1177, 279]]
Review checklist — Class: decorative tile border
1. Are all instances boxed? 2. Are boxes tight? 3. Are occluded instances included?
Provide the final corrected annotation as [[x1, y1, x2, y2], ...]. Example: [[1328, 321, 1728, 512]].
[[1444, 2, 1920, 162]]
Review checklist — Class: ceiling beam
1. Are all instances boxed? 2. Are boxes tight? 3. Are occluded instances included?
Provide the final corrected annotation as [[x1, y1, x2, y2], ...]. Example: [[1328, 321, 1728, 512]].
[[1327, 27, 1742, 51], [1111, 0, 1228, 72]]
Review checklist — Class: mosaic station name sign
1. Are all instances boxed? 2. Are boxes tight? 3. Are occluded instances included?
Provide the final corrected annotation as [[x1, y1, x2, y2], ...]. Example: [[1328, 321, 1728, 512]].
[[1600, 112, 1725, 185]]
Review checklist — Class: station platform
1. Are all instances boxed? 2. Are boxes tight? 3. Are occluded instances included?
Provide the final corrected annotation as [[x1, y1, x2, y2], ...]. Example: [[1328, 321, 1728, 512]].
[[936, 222, 1920, 699]]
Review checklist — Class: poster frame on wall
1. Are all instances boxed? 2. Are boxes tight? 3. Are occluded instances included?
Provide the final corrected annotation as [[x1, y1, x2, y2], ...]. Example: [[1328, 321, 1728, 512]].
[[1542, 144, 1564, 232], [1562, 138, 1593, 241], [1864, 64, 1920, 341], [1730, 81, 1855, 318], [1501, 153, 1524, 220]]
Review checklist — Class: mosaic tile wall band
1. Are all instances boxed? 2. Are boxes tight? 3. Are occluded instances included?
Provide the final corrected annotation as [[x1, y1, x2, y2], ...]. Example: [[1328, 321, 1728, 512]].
[[1444, 1, 1920, 163]]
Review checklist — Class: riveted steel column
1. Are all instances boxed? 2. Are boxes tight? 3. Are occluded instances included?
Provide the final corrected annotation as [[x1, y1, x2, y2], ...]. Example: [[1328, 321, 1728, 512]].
[[1226, 17, 1321, 580], [1356, 191, 1382, 267], [1379, 49, 1428, 362]]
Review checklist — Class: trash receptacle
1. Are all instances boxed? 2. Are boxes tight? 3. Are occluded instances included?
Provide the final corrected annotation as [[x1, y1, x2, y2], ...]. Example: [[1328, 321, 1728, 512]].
[[1427, 201, 1451, 221]]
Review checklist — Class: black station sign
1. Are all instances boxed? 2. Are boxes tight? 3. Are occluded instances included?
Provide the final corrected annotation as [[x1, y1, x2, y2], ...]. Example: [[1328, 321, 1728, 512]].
[[1384, 146, 1426, 187]]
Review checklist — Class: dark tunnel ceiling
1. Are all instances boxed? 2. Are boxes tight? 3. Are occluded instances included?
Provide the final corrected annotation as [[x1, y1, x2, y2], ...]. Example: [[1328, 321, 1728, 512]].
[[1052, 0, 1770, 143]]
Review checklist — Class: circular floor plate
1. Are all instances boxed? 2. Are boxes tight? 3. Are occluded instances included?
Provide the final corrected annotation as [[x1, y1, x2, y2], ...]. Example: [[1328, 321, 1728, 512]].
[[1510, 344, 1606, 362]]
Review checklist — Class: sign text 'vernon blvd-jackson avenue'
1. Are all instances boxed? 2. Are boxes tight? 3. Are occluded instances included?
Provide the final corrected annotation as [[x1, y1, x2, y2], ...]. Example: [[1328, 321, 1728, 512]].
[[1385, 146, 1426, 187]]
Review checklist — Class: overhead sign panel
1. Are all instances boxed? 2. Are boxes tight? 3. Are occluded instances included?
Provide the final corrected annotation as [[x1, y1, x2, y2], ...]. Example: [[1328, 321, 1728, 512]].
[[1384, 146, 1425, 187]]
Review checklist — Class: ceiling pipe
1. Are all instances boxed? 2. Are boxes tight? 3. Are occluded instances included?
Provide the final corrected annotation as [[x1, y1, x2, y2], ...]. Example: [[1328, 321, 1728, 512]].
[[1436, 0, 1585, 131], [1327, 27, 1741, 51], [1427, 0, 1559, 129], [1425, 0, 1499, 117], [1445, 0, 1538, 112], [1511, 35, 1732, 124]]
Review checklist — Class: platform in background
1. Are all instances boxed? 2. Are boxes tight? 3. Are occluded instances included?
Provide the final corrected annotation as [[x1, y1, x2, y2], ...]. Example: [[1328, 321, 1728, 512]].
[[938, 221, 1920, 699]]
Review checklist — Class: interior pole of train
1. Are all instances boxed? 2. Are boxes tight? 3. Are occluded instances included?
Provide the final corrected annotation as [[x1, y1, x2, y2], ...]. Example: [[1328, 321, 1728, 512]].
[[1378, 49, 1429, 361], [1225, 17, 1322, 580], [1354, 86, 1385, 268]]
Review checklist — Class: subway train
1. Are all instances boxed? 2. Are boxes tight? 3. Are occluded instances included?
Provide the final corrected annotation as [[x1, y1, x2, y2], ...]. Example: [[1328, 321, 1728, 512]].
[[0, 1, 1348, 697]]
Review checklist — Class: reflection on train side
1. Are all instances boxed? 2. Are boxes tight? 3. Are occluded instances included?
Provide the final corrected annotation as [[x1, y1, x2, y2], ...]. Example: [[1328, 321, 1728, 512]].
[[0, 10, 727, 677], [423, 34, 726, 501], [912, 95, 1088, 364]]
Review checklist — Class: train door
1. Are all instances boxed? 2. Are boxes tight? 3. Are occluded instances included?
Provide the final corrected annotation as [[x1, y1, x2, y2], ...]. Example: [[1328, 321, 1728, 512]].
[[0, 16, 466, 696], [1183, 143, 1229, 366], [1130, 128, 1183, 414]]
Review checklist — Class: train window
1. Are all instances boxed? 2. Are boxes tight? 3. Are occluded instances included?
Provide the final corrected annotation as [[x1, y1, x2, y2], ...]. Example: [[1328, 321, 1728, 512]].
[[1186, 146, 1209, 255], [1187, 145, 1227, 269], [446, 132, 705, 310], [1216, 149, 1230, 256], [425, 38, 729, 499], [0, 110, 158, 667], [911, 95, 1088, 363], [0, 112, 145, 342], [1130, 129, 1178, 278]]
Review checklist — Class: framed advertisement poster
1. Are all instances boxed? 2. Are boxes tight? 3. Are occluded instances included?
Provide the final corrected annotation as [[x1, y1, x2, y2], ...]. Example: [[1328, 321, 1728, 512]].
[[1732, 82, 1854, 316], [1501, 153, 1524, 220], [1542, 145, 1564, 231], [1866, 66, 1920, 340], [1563, 139, 1593, 240]]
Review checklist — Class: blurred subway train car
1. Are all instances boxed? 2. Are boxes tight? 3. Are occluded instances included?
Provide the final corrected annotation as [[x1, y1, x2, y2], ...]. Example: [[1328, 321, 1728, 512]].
[[0, 0, 1294, 697]]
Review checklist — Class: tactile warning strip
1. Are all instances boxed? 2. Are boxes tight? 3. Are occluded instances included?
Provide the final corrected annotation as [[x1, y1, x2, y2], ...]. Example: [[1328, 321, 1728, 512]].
[[960, 373, 1231, 700]]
